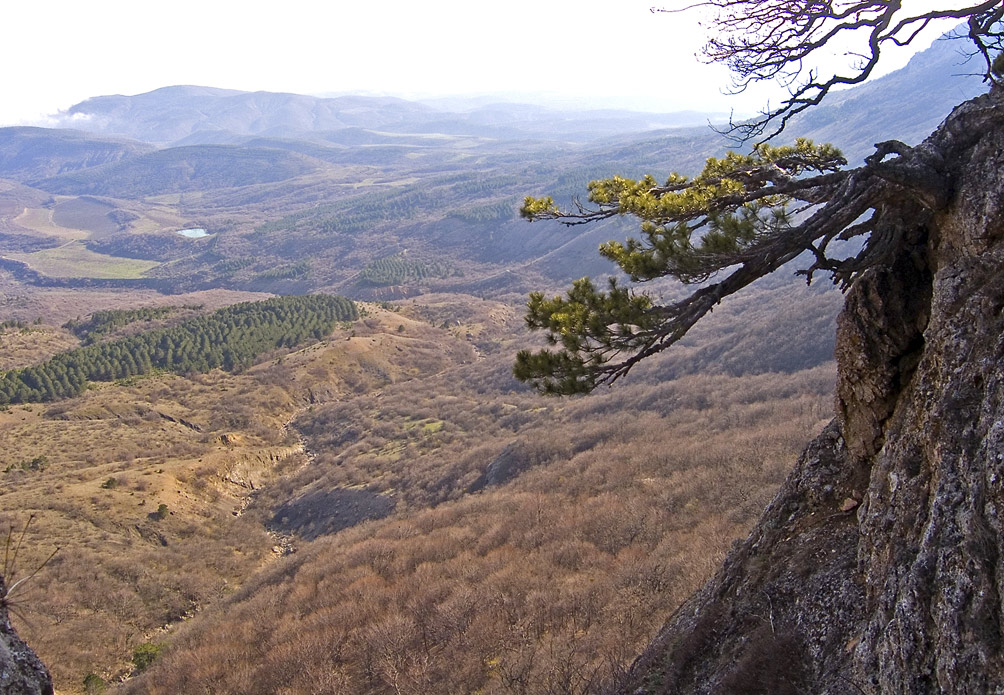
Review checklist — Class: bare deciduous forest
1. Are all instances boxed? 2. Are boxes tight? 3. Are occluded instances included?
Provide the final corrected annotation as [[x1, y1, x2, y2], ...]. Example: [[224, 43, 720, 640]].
[[121, 365, 834, 695]]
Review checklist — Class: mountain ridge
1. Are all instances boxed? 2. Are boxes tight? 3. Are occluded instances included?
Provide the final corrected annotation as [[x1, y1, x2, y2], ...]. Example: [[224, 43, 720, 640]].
[[54, 86, 720, 146]]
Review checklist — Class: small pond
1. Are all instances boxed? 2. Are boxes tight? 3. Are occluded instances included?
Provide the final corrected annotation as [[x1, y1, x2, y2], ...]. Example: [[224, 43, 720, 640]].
[[176, 228, 209, 239]]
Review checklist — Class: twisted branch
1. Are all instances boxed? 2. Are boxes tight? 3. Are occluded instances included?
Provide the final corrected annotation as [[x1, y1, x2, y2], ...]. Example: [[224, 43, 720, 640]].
[[654, 1, 1004, 141]]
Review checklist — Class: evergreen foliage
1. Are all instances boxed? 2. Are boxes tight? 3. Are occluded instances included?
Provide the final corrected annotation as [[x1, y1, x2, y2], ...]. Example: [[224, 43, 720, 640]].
[[448, 198, 518, 223], [214, 257, 255, 274], [3, 456, 48, 474], [516, 140, 847, 394], [254, 186, 449, 238], [82, 672, 106, 695], [131, 642, 163, 673], [64, 306, 198, 344], [359, 254, 453, 286], [254, 261, 311, 281], [0, 295, 357, 404], [254, 173, 521, 240]]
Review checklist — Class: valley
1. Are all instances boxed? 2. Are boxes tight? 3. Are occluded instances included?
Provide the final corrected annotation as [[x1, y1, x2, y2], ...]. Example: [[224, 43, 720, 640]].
[[0, 32, 987, 695], [0, 289, 834, 692]]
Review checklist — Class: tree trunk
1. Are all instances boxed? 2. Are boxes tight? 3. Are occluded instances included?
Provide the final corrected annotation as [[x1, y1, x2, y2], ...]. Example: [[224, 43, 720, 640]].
[[617, 85, 1004, 694]]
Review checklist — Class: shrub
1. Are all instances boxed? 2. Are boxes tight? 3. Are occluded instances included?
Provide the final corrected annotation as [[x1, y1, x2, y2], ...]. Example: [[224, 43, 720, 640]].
[[83, 672, 107, 694], [132, 642, 163, 673]]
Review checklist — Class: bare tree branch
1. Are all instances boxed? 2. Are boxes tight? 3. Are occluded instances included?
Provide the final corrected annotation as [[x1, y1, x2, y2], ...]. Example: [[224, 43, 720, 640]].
[[652, 1, 1004, 141]]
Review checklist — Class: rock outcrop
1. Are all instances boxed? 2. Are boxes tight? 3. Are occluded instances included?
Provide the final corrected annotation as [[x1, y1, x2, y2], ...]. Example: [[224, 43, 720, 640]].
[[0, 575, 54, 695], [617, 86, 1004, 693]]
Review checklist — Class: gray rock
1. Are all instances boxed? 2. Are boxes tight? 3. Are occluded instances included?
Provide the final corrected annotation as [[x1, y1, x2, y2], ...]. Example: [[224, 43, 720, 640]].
[[0, 575, 54, 695], [614, 86, 1004, 694]]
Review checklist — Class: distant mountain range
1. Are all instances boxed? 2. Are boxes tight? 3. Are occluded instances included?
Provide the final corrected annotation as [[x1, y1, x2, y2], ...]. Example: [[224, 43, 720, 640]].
[[0, 27, 986, 185], [23, 29, 984, 157], [0, 28, 990, 297], [47, 85, 727, 147]]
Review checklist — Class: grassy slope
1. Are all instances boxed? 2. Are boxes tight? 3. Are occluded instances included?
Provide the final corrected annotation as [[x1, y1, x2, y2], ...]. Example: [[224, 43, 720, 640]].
[[7, 242, 160, 279], [12, 207, 89, 243], [1, 305, 474, 690], [0, 323, 80, 370], [0, 287, 839, 695], [121, 360, 834, 695]]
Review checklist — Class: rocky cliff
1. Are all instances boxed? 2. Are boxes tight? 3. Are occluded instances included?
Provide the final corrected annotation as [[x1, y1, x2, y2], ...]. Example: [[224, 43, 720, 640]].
[[0, 575, 54, 695], [617, 86, 1004, 694]]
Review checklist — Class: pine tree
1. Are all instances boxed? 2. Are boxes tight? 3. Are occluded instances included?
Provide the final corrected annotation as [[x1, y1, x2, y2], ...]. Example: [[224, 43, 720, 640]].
[[516, 1, 1004, 395]]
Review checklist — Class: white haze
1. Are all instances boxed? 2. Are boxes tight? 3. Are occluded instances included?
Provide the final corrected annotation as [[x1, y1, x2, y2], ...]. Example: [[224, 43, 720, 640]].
[[2, 0, 956, 127]]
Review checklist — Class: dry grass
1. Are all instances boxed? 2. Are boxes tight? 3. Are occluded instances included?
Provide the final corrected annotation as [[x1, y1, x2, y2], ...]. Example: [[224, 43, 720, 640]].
[[0, 304, 475, 692], [0, 323, 79, 370], [12, 207, 88, 242], [0, 284, 271, 325], [122, 361, 834, 695], [7, 242, 160, 279], [1, 289, 837, 695]]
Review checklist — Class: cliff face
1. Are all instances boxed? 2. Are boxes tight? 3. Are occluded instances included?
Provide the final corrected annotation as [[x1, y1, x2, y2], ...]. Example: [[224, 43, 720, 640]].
[[618, 86, 1004, 694], [0, 576, 54, 695]]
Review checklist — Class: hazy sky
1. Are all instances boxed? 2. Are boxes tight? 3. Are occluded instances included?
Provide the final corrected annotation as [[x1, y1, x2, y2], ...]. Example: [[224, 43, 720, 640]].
[[2, 0, 953, 126]]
